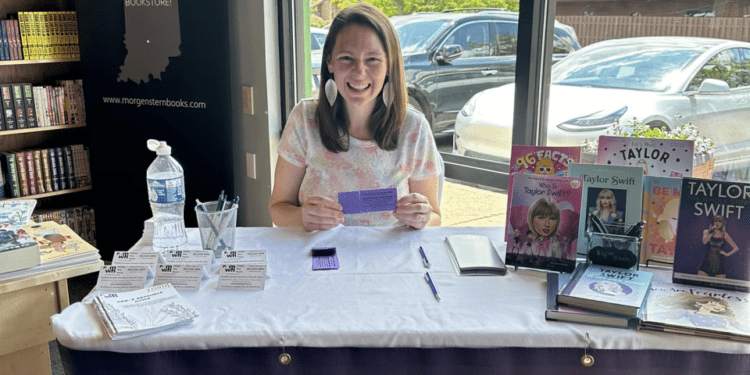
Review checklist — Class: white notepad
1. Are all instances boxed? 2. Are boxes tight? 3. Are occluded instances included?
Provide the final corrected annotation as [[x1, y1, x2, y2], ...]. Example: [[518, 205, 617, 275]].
[[444, 234, 507, 276]]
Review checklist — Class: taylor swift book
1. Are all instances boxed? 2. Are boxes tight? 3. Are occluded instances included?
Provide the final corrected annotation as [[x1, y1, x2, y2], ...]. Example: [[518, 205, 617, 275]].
[[568, 164, 644, 258], [640, 281, 750, 343], [557, 263, 653, 318], [640, 176, 682, 266], [672, 178, 750, 292], [505, 173, 583, 273], [505, 146, 581, 245], [596, 136, 694, 177]]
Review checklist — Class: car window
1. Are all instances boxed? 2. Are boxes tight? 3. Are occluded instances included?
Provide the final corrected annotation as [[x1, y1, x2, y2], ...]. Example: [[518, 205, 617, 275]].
[[395, 19, 451, 54], [443, 22, 490, 59], [490, 22, 517, 56], [311, 33, 326, 52], [688, 49, 747, 91], [552, 34, 574, 54], [736, 48, 750, 88]]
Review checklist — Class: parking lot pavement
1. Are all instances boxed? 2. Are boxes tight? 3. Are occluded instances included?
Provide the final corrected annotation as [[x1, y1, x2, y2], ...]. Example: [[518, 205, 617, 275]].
[[440, 179, 507, 227]]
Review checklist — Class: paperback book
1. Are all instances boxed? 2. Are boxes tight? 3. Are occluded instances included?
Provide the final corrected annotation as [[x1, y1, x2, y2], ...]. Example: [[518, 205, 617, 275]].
[[557, 263, 653, 317], [569, 164, 644, 257], [444, 234, 507, 276], [640, 176, 682, 266], [0, 224, 40, 274], [504, 145, 581, 248], [546, 272, 638, 329], [23, 220, 99, 264], [596, 136, 694, 177], [505, 173, 583, 273], [640, 281, 750, 343], [673, 178, 750, 292], [92, 283, 199, 340]]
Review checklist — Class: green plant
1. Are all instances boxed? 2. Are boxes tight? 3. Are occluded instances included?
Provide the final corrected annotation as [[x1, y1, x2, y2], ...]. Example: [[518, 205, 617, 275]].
[[582, 118, 714, 157]]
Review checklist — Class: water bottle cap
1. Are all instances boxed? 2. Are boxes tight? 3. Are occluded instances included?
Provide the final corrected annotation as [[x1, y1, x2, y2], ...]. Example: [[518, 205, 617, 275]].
[[147, 139, 172, 155]]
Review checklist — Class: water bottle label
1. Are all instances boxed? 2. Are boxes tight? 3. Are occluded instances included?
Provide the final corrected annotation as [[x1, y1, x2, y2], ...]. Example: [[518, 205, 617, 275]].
[[148, 177, 185, 204]]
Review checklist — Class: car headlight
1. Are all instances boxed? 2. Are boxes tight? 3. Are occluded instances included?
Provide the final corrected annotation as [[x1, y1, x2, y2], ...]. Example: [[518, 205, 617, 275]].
[[460, 93, 480, 118], [557, 106, 628, 132]]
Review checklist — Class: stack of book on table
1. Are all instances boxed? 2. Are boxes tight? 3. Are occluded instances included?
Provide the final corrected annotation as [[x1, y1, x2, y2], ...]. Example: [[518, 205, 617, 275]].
[[0, 200, 40, 275], [547, 263, 652, 329], [0, 219, 101, 282], [92, 283, 199, 340]]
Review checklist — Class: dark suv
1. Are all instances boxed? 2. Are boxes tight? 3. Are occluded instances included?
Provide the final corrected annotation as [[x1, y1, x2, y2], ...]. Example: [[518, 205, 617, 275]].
[[392, 11, 580, 133]]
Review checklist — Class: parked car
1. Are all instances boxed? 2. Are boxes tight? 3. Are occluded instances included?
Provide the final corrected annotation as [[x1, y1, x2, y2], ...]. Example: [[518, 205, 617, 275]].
[[392, 10, 580, 133], [310, 27, 328, 92], [453, 37, 750, 179]]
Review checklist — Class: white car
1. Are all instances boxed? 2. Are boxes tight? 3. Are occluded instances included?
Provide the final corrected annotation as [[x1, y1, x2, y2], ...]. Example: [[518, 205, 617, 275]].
[[454, 37, 750, 180], [310, 27, 328, 91]]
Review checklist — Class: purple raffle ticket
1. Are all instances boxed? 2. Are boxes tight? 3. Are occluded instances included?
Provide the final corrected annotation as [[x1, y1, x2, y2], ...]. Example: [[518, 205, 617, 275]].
[[338, 188, 397, 214]]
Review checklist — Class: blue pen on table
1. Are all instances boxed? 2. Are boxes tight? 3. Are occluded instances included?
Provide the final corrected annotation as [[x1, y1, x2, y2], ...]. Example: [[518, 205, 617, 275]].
[[196, 199, 228, 249], [424, 271, 441, 301], [418, 246, 431, 268]]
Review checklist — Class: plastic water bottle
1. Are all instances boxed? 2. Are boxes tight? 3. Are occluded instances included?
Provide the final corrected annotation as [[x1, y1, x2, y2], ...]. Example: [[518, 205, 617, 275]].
[[146, 139, 188, 250]]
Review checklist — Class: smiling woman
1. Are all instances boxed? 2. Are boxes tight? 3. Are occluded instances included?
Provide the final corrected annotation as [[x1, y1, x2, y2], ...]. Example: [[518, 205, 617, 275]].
[[269, 3, 443, 232]]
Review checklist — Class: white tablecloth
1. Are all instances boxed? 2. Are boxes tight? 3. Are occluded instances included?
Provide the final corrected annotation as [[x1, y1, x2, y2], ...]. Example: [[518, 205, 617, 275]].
[[52, 226, 750, 354]]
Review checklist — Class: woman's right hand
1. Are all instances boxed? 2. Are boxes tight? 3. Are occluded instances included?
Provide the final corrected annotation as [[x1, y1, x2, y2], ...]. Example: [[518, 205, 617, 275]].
[[301, 196, 345, 231]]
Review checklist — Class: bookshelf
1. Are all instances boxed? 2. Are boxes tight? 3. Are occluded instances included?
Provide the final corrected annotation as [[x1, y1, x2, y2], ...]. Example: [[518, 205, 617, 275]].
[[0, 0, 95, 246]]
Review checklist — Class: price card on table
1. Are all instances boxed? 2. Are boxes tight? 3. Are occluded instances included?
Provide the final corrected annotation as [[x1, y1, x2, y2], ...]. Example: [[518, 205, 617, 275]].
[[217, 264, 267, 291], [111, 251, 159, 277], [95, 265, 150, 292], [221, 250, 266, 264], [153, 264, 206, 291]]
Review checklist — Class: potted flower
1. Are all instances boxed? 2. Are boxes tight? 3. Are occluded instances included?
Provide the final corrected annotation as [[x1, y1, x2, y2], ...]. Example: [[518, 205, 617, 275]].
[[582, 119, 715, 178]]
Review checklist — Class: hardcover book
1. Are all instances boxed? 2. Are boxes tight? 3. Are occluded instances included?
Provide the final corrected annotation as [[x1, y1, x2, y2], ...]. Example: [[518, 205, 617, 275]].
[[11, 84, 26, 129], [672, 178, 750, 292], [40, 148, 53, 192], [32, 149, 45, 194], [0, 20, 7, 61], [596, 136, 694, 177], [48, 148, 59, 191], [640, 281, 750, 343], [55, 146, 67, 190], [1, 85, 16, 130], [2, 153, 21, 197], [0, 199, 37, 225], [504, 145, 581, 246], [0, 225, 40, 274], [22, 83, 36, 128], [92, 283, 199, 340], [14, 151, 29, 196], [24, 151, 36, 195], [506, 173, 583, 273], [568, 164, 644, 257], [557, 263, 653, 317], [641, 176, 682, 266], [546, 272, 637, 329], [444, 234, 506, 276]]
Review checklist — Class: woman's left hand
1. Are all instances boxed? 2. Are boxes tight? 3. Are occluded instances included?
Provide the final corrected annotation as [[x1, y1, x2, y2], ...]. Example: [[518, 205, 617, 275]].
[[394, 193, 433, 229]]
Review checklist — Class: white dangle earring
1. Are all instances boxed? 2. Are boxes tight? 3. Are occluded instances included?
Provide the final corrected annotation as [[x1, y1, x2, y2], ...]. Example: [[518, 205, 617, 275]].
[[325, 78, 338, 107], [382, 81, 393, 107]]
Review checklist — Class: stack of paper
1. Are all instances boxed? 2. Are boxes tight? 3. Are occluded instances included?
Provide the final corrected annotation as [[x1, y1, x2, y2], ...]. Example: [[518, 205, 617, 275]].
[[92, 283, 199, 340], [142, 218, 155, 245], [23, 221, 101, 268]]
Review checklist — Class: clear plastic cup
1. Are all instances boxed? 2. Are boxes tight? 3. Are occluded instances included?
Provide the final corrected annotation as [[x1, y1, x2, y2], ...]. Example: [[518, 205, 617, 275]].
[[195, 201, 238, 257]]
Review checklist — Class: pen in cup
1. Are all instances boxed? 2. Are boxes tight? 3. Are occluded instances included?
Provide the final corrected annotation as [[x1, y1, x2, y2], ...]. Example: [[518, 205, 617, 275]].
[[196, 199, 228, 249], [419, 246, 431, 268], [424, 271, 441, 301]]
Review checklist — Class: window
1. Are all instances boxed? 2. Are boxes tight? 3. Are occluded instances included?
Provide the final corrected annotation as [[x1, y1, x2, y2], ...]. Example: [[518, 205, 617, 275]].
[[444, 22, 490, 59], [491, 22, 517, 56]]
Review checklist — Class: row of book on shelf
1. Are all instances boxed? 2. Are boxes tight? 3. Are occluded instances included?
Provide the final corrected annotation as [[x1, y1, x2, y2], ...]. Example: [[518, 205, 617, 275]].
[[0, 144, 92, 199], [502, 136, 749, 343], [0, 200, 100, 281], [1, 80, 85, 131], [0, 11, 80, 61]]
